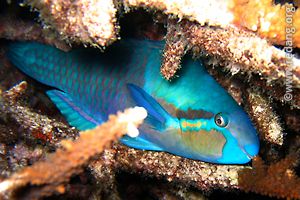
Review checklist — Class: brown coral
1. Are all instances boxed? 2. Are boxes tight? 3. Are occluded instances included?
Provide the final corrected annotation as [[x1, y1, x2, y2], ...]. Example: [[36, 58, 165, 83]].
[[125, 0, 300, 47], [123, 0, 234, 27], [0, 15, 70, 51], [165, 20, 300, 87], [245, 88, 283, 145], [26, 0, 118, 47], [91, 144, 246, 191], [1, 1, 300, 199], [160, 19, 300, 108], [239, 155, 300, 199], [0, 107, 146, 199], [0, 81, 79, 145], [160, 19, 186, 80]]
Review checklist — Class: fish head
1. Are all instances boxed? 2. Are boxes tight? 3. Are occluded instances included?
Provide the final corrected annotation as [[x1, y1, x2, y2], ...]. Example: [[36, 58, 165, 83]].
[[178, 108, 259, 164], [203, 107, 259, 164], [211, 109, 260, 164]]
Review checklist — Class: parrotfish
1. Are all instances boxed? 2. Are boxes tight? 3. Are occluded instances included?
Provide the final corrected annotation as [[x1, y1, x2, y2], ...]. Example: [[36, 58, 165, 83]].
[[7, 39, 259, 164]]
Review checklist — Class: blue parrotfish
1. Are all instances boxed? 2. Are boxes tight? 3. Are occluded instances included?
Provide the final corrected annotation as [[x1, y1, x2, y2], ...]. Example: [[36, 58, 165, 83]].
[[7, 39, 259, 164]]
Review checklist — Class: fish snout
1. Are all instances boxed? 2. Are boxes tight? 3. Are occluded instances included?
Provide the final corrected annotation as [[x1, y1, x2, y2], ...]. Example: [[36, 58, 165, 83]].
[[243, 139, 260, 158], [227, 111, 260, 161]]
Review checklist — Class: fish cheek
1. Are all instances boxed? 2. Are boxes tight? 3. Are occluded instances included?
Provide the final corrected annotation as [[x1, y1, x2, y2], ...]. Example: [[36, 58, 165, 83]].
[[184, 129, 226, 159]]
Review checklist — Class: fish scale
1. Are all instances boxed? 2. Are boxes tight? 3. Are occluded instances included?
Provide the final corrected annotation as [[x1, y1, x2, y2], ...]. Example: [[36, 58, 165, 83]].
[[7, 39, 259, 164]]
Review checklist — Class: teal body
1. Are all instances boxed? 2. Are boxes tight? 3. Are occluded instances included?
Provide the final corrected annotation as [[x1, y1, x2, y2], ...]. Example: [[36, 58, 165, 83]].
[[8, 39, 259, 164]]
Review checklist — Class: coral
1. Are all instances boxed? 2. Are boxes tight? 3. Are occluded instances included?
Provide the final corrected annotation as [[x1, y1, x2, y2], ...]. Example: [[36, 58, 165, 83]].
[[0, 107, 147, 199], [230, 0, 300, 48], [123, 0, 234, 27], [160, 19, 186, 80], [7, 142, 45, 172], [0, 15, 70, 51], [0, 81, 79, 145], [0, 143, 10, 178], [1, 1, 300, 199], [2, 80, 28, 101], [25, 0, 118, 47], [0, 79, 299, 199], [21, 0, 300, 48], [124, 0, 300, 47], [245, 88, 283, 145], [284, 109, 300, 133], [91, 144, 246, 191], [164, 19, 300, 87], [161, 19, 300, 108], [239, 155, 300, 199], [89, 151, 122, 200], [0, 125, 18, 144]]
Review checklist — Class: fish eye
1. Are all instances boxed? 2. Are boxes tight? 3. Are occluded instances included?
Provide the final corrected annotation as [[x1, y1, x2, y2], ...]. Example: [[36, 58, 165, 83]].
[[214, 113, 229, 127]]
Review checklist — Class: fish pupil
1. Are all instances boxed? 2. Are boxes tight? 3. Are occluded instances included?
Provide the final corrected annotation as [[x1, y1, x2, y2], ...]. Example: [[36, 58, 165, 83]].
[[214, 113, 227, 127]]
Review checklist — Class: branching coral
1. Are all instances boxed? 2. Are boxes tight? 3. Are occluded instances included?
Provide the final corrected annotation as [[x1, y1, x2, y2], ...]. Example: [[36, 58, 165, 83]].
[[1, 1, 300, 199], [239, 155, 300, 199], [22, 0, 300, 48], [161, 19, 300, 108], [0, 15, 70, 51], [2, 1, 299, 107], [160, 20, 186, 80], [94, 144, 246, 190], [25, 0, 118, 47], [89, 141, 300, 200], [0, 81, 79, 145], [245, 88, 283, 145], [124, 0, 300, 47], [123, 0, 234, 27], [0, 106, 147, 199], [162, 19, 300, 87]]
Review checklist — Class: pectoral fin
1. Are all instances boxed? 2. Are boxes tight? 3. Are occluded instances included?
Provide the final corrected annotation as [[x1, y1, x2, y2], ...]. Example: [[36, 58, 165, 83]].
[[120, 135, 163, 151], [46, 90, 101, 130], [127, 83, 173, 131]]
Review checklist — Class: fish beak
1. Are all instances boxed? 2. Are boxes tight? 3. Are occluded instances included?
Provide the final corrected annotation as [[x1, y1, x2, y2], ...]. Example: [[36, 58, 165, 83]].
[[240, 143, 259, 160], [241, 147, 253, 160]]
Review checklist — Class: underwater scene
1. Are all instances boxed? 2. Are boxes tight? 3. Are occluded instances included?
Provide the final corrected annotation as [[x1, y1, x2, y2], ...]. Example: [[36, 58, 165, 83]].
[[0, 0, 299, 199]]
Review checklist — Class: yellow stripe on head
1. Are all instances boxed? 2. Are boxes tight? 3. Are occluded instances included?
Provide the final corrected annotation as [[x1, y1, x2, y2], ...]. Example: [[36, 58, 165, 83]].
[[180, 119, 203, 131]]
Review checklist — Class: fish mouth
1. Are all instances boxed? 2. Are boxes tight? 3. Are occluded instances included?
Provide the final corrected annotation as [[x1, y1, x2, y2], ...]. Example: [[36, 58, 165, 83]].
[[240, 143, 259, 160], [240, 147, 253, 160]]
